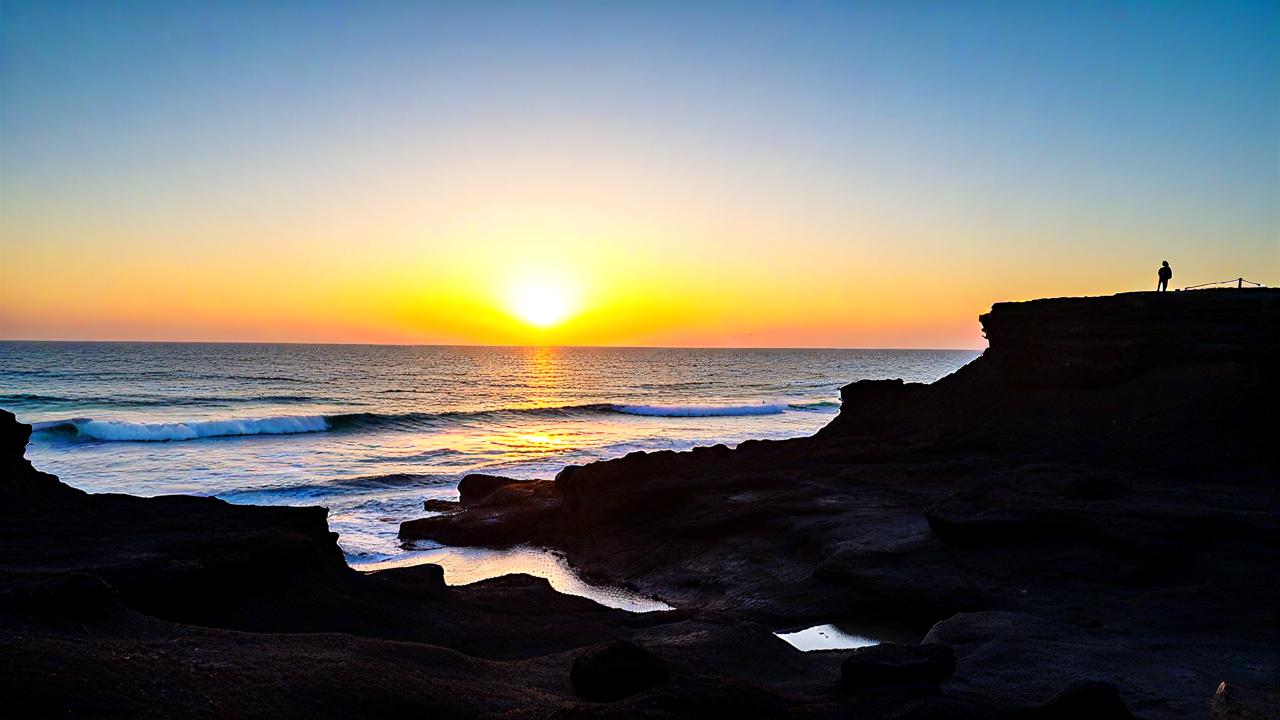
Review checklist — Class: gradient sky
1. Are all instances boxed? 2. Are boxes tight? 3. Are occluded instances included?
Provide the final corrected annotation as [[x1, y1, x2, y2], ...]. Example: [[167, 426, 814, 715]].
[[2, 1, 1277, 348]]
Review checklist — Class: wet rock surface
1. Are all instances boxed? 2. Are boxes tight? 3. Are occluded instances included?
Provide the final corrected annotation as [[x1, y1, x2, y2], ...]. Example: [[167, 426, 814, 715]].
[[571, 639, 670, 701], [456, 473, 524, 504], [841, 642, 955, 690], [1034, 680, 1133, 719], [4, 290, 1279, 718]]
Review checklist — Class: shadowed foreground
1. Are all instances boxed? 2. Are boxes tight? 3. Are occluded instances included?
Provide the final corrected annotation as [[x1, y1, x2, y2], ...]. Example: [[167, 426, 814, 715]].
[[4, 290, 1278, 718]]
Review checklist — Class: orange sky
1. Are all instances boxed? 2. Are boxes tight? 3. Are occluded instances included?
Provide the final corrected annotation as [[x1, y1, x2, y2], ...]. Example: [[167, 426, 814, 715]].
[[3, 195, 1251, 349]]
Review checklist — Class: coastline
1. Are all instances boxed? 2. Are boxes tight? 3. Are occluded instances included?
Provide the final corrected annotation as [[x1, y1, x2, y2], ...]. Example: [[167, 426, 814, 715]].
[[3, 289, 1277, 718]]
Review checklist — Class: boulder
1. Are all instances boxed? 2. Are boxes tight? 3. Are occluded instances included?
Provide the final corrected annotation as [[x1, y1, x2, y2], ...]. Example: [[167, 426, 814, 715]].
[[923, 491, 1041, 544], [840, 643, 955, 691], [570, 639, 668, 702], [423, 498, 461, 513], [456, 474, 521, 505], [1034, 680, 1132, 719]]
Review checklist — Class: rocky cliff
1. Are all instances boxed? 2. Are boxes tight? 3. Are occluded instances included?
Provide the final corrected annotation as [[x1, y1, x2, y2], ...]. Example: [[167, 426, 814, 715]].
[[979, 288, 1279, 387]]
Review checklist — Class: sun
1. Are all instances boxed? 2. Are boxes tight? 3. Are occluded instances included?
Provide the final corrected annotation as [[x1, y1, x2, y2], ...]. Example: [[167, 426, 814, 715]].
[[506, 277, 575, 328]]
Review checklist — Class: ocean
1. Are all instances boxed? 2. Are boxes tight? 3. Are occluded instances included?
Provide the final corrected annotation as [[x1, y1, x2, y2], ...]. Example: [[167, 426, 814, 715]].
[[2, 342, 976, 609]]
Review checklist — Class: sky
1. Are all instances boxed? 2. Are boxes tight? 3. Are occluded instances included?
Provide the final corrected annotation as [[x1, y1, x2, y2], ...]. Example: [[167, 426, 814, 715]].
[[1, 1, 1277, 348]]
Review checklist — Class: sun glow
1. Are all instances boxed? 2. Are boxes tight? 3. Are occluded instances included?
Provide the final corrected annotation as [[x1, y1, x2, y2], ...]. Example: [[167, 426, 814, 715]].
[[506, 276, 577, 328], [515, 433, 564, 446]]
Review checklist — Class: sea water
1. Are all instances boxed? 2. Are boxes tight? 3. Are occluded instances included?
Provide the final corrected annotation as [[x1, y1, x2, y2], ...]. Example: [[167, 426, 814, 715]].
[[2, 342, 975, 607]]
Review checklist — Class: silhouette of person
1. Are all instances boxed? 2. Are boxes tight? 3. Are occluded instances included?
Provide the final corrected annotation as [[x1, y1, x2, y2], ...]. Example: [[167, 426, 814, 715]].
[[1157, 261, 1172, 292]]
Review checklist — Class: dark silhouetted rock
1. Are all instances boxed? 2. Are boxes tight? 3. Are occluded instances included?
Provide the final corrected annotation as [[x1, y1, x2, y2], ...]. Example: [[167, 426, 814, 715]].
[[841, 643, 955, 690], [980, 289, 1280, 387], [924, 492, 1043, 544], [457, 473, 522, 504], [0, 409, 81, 500], [839, 378, 927, 419], [1057, 475, 1129, 501], [570, 639, 669, 702], [400, 478, 560, 546], [1035, 680, 1132, 719]]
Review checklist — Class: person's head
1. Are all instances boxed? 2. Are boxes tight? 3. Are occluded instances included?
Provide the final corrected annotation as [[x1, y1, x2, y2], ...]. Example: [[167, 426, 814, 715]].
[[1162, 261, 1169, 267]]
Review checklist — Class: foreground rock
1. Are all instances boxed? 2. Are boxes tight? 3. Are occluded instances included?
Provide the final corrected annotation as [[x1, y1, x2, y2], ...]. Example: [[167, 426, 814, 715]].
[[1035, 680, 1133, 719], [571, 640, 669, 701], [457, 473, 524, 504], [841, 643, 955, 691]]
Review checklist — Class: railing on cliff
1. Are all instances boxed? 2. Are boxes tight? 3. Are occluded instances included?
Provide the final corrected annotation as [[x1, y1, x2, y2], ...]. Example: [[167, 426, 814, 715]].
[[1182, 277, 1268, 290]]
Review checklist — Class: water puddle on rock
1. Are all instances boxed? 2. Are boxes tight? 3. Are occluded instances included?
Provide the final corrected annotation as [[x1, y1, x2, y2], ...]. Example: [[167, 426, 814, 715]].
[[352, 544, 673, 613], [775, 622, 920, 652]]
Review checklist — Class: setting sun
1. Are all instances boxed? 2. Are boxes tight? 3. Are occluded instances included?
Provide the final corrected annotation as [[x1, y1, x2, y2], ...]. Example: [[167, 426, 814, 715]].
[[506, 277, 576, 329]]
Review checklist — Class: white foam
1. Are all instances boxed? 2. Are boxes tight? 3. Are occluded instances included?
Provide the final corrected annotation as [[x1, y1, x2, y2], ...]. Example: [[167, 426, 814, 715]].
[[51, 415, 330, 442], [610, 403, 789, 417]]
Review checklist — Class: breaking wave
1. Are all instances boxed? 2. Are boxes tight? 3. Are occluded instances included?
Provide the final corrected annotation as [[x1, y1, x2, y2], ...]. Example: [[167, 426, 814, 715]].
[[788, 401, 841, 411], [32, 415, 331, 442], [31, 400, 839, 443]]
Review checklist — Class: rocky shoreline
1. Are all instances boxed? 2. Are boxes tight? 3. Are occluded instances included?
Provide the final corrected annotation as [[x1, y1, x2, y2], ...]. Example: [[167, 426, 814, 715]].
[[4, 289, 1278, 718]]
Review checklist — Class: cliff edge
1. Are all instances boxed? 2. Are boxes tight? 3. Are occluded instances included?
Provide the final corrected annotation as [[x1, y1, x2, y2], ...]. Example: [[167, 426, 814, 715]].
[[980, 288, 1278, 387]]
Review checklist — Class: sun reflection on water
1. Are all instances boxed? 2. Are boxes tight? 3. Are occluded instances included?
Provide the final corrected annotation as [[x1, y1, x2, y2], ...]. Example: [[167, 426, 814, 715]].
[[514, 433, 563, 446]]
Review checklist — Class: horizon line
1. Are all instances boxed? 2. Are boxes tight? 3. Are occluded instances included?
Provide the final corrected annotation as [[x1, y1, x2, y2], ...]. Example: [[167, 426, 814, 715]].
[[0, 338, 985, 353]]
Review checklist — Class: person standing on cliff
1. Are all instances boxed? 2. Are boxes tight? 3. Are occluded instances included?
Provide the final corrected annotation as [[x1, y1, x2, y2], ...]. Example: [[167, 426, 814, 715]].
[[1157, 261, 1173, 291]]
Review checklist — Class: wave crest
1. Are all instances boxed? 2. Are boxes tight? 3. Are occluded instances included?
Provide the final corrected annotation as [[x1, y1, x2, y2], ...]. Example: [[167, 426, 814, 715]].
[[30, 398, 838, 443], [33, 415, 329, 442]]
